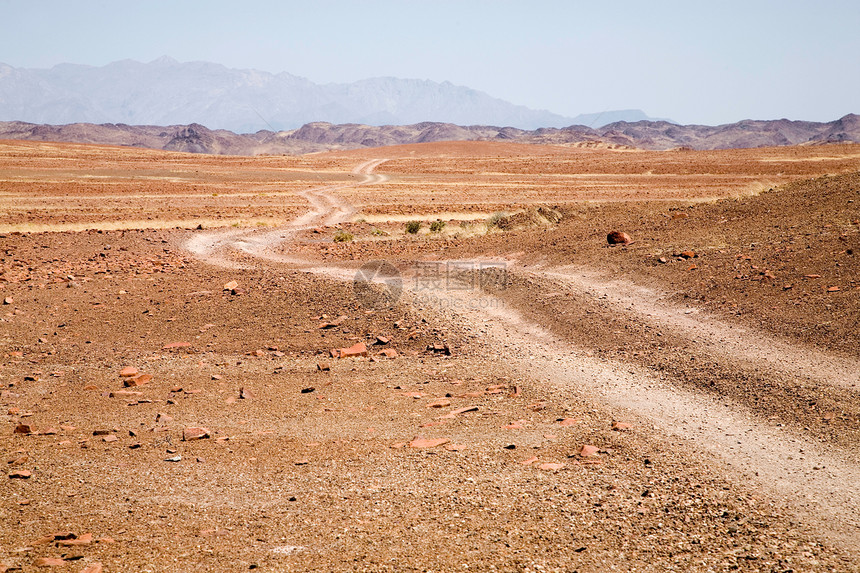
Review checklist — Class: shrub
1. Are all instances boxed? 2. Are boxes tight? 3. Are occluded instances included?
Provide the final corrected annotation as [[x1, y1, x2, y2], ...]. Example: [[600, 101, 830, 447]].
[[372, 228, 387, 236], [405, 221, 421, 234], [487, 212, 506, 228], [333, 230, 354, 242], [429, 220, 446, 233]]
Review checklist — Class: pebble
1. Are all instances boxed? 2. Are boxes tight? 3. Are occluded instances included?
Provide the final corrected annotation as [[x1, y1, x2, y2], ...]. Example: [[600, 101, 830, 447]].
[[183, 427, 211, 441]]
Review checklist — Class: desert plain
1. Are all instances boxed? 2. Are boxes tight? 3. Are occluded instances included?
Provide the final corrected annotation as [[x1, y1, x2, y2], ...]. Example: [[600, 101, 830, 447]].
[[1, 139, 860, 572]]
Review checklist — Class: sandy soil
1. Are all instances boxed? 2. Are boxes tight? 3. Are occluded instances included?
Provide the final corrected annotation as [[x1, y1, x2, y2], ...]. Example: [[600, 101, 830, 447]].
[[1, 140, 860, 572]]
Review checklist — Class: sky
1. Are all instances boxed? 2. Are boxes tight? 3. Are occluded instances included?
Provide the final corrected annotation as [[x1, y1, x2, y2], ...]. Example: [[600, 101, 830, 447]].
[[1, 0, 858, 125]]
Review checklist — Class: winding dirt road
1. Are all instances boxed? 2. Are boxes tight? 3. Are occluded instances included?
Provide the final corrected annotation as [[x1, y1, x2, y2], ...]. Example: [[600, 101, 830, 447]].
[[185, 158, 860, 559]]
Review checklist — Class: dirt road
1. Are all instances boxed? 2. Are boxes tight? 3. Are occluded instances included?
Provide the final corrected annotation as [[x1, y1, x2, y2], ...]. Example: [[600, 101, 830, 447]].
[[183, 158, 860, 561]]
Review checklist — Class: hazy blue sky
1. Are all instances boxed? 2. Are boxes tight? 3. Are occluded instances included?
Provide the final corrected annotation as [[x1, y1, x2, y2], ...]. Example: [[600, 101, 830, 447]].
[[2, 0, 858, 125]]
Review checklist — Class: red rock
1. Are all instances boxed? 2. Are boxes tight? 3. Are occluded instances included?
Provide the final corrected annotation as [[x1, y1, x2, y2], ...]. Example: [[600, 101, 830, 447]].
[[375, 335, 390, 345], [14, 423, 32, 434], [81, 563, 104, 573], [33, 557, 65, 567], [444, 443, 468, 451], [509, 385, 522, 397], [58, 532, 93, 546], [156, 412, 173, 423], [427, 342, 452, 355], [409, 437, 449, 449], [9, 469, 31, 479], [538, 462, 564, 471], [379, 348, 398, 358], [400, 391, 426, 398], [504, 420, 527, 429], [607, 231, 632, 245], [161, 341, 191, 350], [124, 373, 152, 387], [611, 421, 632, 431], [338, 342, 368, 358], [558, 418, 581, 427], [579, 444, 599, 457], [520, 456, 539, 465], [426, 399, 451, 408], [119, 366, 139, 378], [804, 274, 822, 278], [239, 387, 252, 399], [317, 362, 331, 371], [679, 250, 696, 259], [103, 435, 118, 443], [110, 390, 142, 398], [83, 385, 99, 391], [441, 406, 479, 418], [671, 212, 689, 220], [183, 427, 211, 441], [2, 296, 12, 305], [827, 286, 841, 292], [223, 280, 239, 291]]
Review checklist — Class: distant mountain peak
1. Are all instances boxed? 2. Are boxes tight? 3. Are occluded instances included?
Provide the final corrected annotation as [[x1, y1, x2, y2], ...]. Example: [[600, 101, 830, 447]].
[[0, 58, 666, 132]]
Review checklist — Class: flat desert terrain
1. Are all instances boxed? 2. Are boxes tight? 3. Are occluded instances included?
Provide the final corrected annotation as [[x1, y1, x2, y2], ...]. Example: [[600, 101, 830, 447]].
[[1, 140, 859, 572]]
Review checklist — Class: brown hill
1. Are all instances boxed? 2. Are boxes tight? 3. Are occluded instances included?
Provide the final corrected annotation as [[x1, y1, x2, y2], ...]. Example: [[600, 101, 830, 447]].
[[1, 115, 858, 155]]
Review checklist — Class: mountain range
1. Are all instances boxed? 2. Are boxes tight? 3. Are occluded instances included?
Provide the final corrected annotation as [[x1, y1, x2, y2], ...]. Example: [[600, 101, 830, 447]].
[[0, 57, 660, 132], [2, 114, 858, 155]]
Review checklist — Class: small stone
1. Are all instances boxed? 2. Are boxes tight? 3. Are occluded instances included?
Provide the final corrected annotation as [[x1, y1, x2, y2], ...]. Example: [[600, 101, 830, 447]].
[[14, 423, 32, 434], [164, 455, 182, 462], [33, 557, 66, 567], [119, 366, 139, 378], [538, 462, 564, 471], [558, 418, 581, 427], [375, 335, 390, 345], [103, 435, 118, 443], [9, 469, 32, 479], [444, 443, 468, 451], [409, 437, 449, 449], [579, 444, 599, 457], [317, 362, 331, 371], [679, 250, 696, 259], [58, 532, 93, 546], [161, 341, 191, 350], [611, 421, 632, 431], [300, 387, 315, 394], [223, 280, 239, 291], [183, 427, 211, 441], [124, 373, 152, 387], [426, 399, 451, 408], [2, 297, 12, 305], [338, 342, 368, 358], [606, 231, 632, 245], [427, 342, 452, 355], [379, 348, 398, 358]]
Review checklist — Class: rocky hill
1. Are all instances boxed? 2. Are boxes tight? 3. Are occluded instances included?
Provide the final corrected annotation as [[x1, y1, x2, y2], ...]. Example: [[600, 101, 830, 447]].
[[2, 114, 858, 155]]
